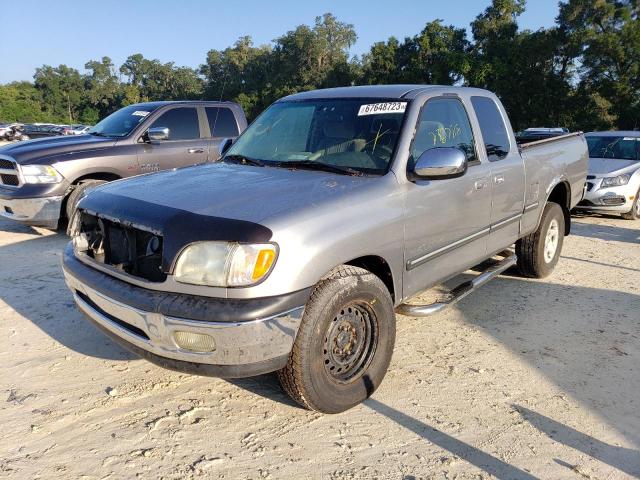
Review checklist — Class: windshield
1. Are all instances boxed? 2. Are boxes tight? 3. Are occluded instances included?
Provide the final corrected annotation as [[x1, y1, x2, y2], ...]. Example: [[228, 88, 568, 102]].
[[88, 105, 158, 137], [225, 98, 408, 175], [587, 135, 639, 161]]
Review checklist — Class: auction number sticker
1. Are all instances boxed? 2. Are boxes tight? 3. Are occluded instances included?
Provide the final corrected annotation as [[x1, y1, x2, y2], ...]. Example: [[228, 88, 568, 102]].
[[358, 102, 407, 116], [132, 111, 150, 117]]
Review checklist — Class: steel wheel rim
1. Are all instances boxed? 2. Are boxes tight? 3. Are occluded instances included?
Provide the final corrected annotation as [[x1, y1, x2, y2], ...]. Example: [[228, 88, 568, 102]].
[[544, 218, 560, 263], [323, 301, 378, 383]]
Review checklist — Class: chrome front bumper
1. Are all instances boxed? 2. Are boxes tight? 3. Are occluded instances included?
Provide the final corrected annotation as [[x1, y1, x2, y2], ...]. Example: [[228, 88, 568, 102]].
[[63, 266, 305, 377], [0, 195, 63, 228]]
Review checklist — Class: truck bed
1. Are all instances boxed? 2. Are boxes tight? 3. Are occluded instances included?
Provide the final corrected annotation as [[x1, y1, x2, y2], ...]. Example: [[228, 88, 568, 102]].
[[519, 132, 589, 236]]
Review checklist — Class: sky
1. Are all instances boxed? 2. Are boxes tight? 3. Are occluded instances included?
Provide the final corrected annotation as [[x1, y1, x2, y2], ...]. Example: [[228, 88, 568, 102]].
[[0, 0, 561, 84]]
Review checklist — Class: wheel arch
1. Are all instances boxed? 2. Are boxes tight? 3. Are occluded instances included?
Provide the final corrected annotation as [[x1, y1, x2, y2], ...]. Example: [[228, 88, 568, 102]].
[[545, 180, 572, 235], [343, 255, 396, 303]]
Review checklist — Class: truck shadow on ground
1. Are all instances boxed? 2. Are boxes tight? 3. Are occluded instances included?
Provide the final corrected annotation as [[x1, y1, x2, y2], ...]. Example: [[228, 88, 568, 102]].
[[0, 219, 135, 361], [514, 405, 640, 477], [570, 217, 640, 244], [232, 274, 640, 478]]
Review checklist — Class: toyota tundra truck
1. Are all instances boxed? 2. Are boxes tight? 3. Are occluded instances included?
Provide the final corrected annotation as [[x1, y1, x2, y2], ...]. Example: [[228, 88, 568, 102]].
[[62, 85, 588, 413], [0, 101, 247, 229]]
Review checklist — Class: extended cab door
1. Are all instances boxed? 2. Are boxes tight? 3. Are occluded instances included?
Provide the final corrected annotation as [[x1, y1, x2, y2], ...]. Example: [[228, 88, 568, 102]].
[[470, 96, 526, 253], [403, 96, 493, 298], [204, 106, 241, 161], [137, 106, 208, 172]]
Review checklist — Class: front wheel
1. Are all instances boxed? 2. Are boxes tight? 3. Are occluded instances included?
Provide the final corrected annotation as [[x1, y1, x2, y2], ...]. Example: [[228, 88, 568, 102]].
[[277, 265, 396, 413], [516, 202, 565, 278], [65, 179, 107, 221], [621, 188, 640, 220]]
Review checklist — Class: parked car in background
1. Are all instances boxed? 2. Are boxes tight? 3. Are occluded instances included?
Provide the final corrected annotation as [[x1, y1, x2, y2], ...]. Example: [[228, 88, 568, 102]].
[[0, 100, 247, 228], [577, 131, 640, 220], [516, 127, 569, 145], [71, 125, 91, 135], [62, 85, 588, 413], [23, 124, 61, 139], [2, 124, 30, 142]]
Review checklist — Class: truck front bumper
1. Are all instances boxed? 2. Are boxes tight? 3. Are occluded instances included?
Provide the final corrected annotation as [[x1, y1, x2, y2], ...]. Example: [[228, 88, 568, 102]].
[[62, 245, 309, 377], [0, 195, 63, 228]]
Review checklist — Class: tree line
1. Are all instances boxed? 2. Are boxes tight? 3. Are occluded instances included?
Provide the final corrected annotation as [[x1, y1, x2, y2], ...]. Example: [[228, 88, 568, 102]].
[[1, 0, 638, 131]]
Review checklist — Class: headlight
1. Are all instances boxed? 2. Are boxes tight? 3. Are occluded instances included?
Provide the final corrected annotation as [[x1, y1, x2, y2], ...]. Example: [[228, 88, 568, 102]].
[[174, 242, 277, 287], [600, 174, 631, 188], [20, 164, 63, 184]]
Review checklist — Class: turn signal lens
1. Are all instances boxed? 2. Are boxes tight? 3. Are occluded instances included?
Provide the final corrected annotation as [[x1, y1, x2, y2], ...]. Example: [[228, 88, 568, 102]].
[[252, 249, 277, 281]]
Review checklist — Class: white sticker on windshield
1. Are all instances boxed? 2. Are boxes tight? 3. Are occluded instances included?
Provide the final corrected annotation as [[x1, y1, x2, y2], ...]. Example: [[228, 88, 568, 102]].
[[622, 137, 639, 141], [358, 102, 407, 116], [132, 111, 150, 117]]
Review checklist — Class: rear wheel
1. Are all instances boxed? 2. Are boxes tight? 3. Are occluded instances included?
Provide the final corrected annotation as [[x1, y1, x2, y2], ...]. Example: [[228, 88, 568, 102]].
[[65, 179, 107, 221], [516, 202, 565, 278], [277, 265, 395, 413], [621, 189, 640, 220]]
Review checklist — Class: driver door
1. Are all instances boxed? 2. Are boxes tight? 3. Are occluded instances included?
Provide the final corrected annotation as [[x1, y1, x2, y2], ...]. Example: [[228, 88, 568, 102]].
[[138, 106, 208, 172], [403, 96, 493, 298]]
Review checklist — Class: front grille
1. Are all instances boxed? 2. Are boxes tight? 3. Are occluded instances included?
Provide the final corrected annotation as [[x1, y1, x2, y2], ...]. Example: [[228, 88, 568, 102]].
[[0, 159, 16, 170], [76, 211, 166, 282], [601, 196, 625, 206], [0, 173, 19, 186], [0, 158, 19, 187]]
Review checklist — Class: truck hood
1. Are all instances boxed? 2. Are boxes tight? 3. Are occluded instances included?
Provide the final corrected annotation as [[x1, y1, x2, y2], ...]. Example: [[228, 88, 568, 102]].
[[77, 163, 379, 266], [0, 135, 117, 165], [588, 158, 640, 177]]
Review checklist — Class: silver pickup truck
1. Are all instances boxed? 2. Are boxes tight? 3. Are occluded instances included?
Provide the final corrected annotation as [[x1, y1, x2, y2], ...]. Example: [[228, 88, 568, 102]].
[[62, 85, 588, 413], [0, 101, 247, 229]]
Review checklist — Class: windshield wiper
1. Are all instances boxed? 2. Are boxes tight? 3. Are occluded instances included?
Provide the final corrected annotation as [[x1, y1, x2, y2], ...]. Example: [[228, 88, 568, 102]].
[[222, 154, 265, 167], [88, 131, 112, 137], [272, 160, 364, 176]]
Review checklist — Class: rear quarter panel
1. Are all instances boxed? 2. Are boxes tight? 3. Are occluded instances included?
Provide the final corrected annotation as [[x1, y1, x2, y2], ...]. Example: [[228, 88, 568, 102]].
[[520, 133, 589, 235]]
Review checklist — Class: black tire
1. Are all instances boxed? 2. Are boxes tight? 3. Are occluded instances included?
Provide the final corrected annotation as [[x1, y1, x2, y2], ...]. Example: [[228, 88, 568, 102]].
[[516, 202, 565, 278], [621, 188, 640, 220], [65, 179, 107, 220], [277, 265, 396, 413]]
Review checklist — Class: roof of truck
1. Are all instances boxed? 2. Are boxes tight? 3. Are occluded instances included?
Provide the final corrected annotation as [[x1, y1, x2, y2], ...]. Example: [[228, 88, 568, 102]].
[[280, 85, 494, 101], [586, 131, 640, 137], [127, 100, 240, 109]]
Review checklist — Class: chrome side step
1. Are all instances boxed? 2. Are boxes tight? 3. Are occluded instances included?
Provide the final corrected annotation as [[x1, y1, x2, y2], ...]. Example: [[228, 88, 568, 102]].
[[396, 251, 517, 317]]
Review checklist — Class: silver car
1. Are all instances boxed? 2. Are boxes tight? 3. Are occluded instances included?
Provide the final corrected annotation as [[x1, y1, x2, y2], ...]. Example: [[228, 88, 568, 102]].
[[579, 132, 640, 220]]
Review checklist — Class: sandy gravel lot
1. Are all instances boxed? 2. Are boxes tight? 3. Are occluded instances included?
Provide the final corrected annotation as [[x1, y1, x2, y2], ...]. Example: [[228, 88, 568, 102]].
[[1, 213, 638, 479]]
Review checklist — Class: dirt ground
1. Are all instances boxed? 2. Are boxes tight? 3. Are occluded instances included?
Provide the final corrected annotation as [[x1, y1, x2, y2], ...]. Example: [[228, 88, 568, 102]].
[[1, 213, 638, 479]]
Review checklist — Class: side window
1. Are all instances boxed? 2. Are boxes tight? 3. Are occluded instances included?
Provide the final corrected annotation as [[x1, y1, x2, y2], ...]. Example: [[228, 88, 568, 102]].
[[206, 107, 239, 137], [471, 96, 510, 161], [410, 98, 477, 168], [150, 107, 200, 140]]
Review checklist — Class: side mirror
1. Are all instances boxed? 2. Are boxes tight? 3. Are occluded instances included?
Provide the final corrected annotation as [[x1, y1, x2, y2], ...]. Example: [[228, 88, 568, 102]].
[[218, 138, 233, 157], [410, 147, 468, 180], [147, 127, 170, 142]]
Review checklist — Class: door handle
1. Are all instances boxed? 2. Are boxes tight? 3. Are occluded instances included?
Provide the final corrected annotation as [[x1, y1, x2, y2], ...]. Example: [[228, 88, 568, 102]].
[[187, 148, 205, 154], [474, 178, 489, 190], [494, 174, 505, 185]]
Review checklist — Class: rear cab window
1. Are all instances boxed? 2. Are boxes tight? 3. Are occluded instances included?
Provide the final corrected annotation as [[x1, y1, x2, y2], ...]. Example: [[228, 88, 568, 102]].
[[206, 107, 239, 137], [471, 96, 511, 162]]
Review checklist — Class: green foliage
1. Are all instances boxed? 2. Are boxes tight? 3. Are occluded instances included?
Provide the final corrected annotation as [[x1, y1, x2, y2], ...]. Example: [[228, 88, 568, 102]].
[[2, 3, 638, 130]]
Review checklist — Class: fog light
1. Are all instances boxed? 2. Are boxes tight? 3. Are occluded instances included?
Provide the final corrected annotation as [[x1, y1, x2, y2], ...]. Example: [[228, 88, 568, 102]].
[[173, 331, 216, 352]]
